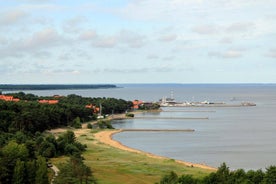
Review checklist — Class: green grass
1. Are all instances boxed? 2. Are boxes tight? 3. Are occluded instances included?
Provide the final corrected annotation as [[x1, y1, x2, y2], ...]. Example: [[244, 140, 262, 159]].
[[75, 131, 213, 184]]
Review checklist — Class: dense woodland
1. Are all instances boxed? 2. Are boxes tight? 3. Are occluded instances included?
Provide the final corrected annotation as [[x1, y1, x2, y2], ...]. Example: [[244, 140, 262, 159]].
[[0, 92, 132, 184], [0, 92, 133, 133]]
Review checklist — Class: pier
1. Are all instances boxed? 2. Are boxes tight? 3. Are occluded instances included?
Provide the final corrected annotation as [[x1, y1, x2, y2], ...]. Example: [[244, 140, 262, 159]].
[[134, 116, 209, 120], [121, 129, 195, 132], [162, 110, 216, 113]]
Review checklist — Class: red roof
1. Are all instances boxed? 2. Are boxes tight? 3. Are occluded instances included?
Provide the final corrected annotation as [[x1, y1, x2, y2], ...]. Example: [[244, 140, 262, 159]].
[[0, 95, 20, 102]]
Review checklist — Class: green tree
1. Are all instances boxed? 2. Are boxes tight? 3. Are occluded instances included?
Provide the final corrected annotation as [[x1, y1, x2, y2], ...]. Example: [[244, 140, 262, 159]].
[[178, 174, 198, 184], [55, 156, 96, 184], [12, 159, 26, 184], [26, 160, 36, 184], [35, 156, 49, 184], [263, 166, 276, 184], [159, 171, 178, 184]]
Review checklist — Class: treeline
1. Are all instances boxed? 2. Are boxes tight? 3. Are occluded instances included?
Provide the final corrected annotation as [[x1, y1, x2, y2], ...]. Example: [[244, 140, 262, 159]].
[[0, 130, 94, 184], [0, 84, 117, 91], [0, 93, 132, 133], [157, 163, 276, 184], [0, 92, 133, 183]]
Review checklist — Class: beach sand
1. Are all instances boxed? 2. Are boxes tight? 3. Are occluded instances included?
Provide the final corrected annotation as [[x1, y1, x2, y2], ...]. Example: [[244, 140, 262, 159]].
[[94, 129, 217, 171], [49, 111, 216, 171]]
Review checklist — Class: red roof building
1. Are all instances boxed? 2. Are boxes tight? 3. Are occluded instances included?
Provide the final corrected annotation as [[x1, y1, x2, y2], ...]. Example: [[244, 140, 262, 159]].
[[38, 99, 59, 104], [0, 95, 20, 102]]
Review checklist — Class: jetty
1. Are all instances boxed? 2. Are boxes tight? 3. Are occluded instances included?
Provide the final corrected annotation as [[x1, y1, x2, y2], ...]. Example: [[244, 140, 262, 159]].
[[121, 129, 195, 132], [134, 116, 209, 120]]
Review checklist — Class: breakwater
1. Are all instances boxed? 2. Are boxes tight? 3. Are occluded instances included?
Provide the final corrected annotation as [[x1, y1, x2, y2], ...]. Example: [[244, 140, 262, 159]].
[[134, 116, 209, 120], [121, 129, 195, 132]]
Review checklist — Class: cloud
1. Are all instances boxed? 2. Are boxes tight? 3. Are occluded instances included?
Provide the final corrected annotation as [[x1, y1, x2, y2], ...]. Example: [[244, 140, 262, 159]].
[[265, 49, 276, 58], [79, 30, 97, 40], [209, 49, 244, 58], [23, 28, 62, 49], [226, 22, 255, 32], [158, 34, 177, 42], [192, 24, 218, 35], [147, 55, 159, 60], [0, 10, 28, 26], [117, 30, 146, 48], [0, 28, 64, 58], [90, 29, 146, 49], [63, 16, 87, 33], [92, 36, 117, 48]]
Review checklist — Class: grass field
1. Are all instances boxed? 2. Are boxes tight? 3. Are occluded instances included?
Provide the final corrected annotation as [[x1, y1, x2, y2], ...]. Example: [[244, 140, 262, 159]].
[[70, 130, 213, 184]]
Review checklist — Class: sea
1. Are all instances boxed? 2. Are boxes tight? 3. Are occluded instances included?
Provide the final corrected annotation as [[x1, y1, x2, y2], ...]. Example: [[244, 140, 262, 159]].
[[5, 84, 276, 170]]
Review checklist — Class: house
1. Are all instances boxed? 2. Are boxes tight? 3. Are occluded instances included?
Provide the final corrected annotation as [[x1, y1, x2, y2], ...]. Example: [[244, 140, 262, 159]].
[[0, 95, 20, 102], [38, 99, 59, 104], [132, 100, 144, 109], [85, 104, 100, 113]]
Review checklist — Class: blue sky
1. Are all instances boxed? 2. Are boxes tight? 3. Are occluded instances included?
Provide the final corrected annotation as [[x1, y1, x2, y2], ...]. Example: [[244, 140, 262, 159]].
[[0, 0, 276, 84]]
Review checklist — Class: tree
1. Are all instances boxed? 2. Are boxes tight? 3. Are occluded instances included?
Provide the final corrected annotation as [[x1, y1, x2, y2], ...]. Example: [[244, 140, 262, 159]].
[[35, 156, 49, 184], [12, 159, 26, 184], [55, 155, 96, 184], [159, 171, 178, 184], [264, 166, 276, 184], [26, 160, 36, 184], [178, 174, 198, 184]]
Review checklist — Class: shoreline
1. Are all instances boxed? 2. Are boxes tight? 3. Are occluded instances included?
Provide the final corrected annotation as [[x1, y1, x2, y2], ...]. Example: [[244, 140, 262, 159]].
[[94, 129, 217, 171]]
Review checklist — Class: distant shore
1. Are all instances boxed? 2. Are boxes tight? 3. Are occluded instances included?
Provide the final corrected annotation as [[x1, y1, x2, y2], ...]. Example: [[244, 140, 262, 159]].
[[0, 84, 117, 91]]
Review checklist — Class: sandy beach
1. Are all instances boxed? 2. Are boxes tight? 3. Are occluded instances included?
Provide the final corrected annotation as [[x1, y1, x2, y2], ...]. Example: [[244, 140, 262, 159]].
[[49, 111, 216, 171], [94, 129, 217, 171]]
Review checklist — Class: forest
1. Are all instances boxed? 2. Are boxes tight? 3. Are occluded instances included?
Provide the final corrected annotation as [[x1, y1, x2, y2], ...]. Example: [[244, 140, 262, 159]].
[[0, 92, 132, 184]]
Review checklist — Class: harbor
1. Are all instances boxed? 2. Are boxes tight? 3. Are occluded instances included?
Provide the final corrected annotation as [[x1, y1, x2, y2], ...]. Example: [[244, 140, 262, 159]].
[[158, 91, 256, 107]]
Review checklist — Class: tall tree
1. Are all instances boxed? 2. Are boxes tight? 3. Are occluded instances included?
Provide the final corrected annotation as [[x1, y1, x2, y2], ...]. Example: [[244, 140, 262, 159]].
[[12, 159, 26, 184], [35, 156, 49, 184]]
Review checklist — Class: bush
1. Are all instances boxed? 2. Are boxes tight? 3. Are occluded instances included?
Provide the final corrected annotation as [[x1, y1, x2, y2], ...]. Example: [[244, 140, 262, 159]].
[[126, 113, 134, 118], [87, 123, 93, 129]]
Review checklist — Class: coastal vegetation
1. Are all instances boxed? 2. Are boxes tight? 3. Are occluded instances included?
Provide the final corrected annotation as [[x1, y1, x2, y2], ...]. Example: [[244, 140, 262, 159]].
[[157, 163, 276, 184], [0, 92, 132, 184], [0, 92, 132, 133]]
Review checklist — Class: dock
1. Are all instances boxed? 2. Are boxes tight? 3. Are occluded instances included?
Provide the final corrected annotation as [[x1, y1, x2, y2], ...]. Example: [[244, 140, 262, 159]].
[[134, 116, 209, 120], [121, 129, 195, 132]]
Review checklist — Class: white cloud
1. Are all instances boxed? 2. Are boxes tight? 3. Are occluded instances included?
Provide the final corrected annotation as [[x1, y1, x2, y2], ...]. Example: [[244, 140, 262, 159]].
[[117, 30, 146, 48], [0, 28, 64, 58], [147, 55, 159, 60], [79, 30, 97, 40], [209, 49, 244, 58], [158, 34, 177, 42], [226, 22, 255, 32], [265, 49, 276, 58], [92, 36, 117, 48], [63, 16, 87, 33], [192, 25, 218, 35], [0, 10, 28, 26]]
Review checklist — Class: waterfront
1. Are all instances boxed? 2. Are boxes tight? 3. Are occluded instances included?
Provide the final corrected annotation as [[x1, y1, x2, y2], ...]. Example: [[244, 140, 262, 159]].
[[6, 84, 276, 170]]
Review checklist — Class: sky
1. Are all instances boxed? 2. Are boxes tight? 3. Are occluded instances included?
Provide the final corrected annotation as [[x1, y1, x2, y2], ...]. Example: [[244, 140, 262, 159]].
[[0, 0, 276, 84]]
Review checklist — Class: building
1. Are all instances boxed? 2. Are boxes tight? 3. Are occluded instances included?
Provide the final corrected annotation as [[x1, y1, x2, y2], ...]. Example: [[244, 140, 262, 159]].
[[0, 95, 20, 102]]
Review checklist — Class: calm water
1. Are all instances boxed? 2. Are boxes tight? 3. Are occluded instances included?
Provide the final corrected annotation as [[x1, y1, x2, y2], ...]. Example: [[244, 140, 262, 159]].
[[6, 84, 276, 170]]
